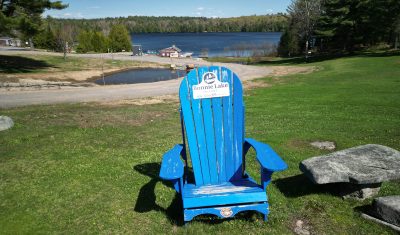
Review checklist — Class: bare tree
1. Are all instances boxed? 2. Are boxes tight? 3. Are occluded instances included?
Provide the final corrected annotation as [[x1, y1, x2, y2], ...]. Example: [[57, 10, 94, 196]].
[[55, 23, 73, 60], [287, 0, 323, 58]]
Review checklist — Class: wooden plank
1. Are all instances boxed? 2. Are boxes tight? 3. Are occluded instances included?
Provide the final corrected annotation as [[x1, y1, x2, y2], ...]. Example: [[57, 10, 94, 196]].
[[183, 179, 262, 197], [179, 75, 204, 185], [232, 73, 244, 180], [198, 67, 219, 184], [159, 144, 184, 180], [209, 66, 226, 183], [221, 67, 234, 181], [187, 68, 211, 184], [183, 191, 267, 208], [184, 203, 269, 222]]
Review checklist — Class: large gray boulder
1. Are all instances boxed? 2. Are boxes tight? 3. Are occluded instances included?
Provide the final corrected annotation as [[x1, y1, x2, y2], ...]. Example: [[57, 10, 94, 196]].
[[373, 196, 400, 227], [300, 144, 400, 184], [299, 144, 400, 199], [0, 116, 14, 131]]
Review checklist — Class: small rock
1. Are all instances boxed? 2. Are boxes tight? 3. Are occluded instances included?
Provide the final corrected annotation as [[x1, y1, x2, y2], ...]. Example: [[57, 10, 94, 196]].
[[0, 116, 14, 131], [310, 141, 336, 150], [340, 183, 381, 200], [373, 196, 400, 227], [294, 220, 310, 235]]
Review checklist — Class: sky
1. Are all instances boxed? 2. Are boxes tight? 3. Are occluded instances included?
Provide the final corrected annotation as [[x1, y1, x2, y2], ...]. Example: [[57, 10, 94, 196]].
[[44, 0, 292, 19]]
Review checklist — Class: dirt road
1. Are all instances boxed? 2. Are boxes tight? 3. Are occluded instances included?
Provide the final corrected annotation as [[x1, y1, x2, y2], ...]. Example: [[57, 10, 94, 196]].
[[0, 51, 273, 108]]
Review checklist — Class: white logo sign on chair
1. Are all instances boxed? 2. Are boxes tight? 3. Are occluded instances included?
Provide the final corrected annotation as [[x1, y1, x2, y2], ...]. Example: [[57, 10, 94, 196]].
[[192, 72, 230, 99]]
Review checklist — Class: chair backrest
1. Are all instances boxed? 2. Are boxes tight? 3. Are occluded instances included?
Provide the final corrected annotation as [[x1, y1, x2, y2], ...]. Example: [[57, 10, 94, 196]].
[[179, 66, 244, 186]]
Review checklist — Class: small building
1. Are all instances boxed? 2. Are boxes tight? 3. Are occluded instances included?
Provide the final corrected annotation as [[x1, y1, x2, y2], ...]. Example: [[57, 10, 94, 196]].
[[159, 45, 182, 57], [0, 37, 22, 47], [132, 44, 143, 56]]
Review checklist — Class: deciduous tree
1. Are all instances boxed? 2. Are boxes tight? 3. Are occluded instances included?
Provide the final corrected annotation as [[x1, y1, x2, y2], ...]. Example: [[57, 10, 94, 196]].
[[108, 24, 131, 52], [278, 0, 322, 56]]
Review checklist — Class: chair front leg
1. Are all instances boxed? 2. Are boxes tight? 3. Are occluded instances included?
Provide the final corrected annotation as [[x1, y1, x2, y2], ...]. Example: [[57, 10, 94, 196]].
[[172, 177, 184, 194], [261, 168, 273, 191]]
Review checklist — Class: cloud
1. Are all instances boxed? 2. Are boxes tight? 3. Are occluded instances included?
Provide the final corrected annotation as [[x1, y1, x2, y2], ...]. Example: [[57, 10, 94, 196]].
[[197, 7, 204, 11], [89, 6, 100, 9], [48, 12, 84, 19]]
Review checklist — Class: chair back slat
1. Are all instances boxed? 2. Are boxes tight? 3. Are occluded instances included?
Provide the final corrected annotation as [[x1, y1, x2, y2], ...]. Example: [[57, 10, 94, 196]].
[[179, 66, 244, 186]]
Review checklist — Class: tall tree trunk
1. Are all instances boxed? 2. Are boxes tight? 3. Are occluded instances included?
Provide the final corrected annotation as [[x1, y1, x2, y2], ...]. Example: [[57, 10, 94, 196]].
[[395, 35, 399, 50], [63, 41, 67, 60], [29, 38, 34, 49], [305, 40, 309, 59]]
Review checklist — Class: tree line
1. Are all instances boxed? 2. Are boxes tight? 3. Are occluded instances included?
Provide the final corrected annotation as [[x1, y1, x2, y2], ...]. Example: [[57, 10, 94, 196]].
[[278, 0, 400, 57], [34, 14, 287, 53], [32, 21, 131, 53], [47, 14, 288, 34]]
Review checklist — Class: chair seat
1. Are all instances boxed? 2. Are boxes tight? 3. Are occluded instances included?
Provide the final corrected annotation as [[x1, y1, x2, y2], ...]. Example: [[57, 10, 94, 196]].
[[182, 178, 267, 209]]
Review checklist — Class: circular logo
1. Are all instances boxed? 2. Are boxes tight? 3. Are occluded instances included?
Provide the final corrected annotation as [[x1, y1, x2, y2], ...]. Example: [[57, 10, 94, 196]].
[[203, 72, 217, 84], [220, 207, 233, 218]]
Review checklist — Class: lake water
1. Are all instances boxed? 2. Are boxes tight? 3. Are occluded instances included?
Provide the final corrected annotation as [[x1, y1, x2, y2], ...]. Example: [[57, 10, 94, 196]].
[[131, 32, 281, 57], [95, 68, 186, 85]]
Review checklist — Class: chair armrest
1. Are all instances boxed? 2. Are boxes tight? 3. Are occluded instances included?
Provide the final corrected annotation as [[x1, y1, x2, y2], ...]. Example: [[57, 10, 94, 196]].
[[244, 138, 287, 172], [159, 144, 185, 180]]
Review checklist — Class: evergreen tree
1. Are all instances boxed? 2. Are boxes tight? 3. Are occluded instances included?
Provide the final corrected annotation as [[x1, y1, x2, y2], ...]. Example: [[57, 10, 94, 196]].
[[0, 0, 67, 47], [76, 30, 108, 53], [91, 31, 108, 52], [33, 25, 56, 50], [108, 24, 131, 52], [76, 30, 93, 53], [316, 0, 400, 51]]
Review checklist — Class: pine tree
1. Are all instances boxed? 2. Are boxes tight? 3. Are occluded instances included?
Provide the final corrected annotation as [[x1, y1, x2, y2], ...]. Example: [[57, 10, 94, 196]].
[[33, 25, 56, 50], [1, 0, 67, 47], [315, 0, 400, 51]]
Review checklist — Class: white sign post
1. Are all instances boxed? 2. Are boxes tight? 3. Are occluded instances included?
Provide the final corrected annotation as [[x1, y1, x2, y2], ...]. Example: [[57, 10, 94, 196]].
[[192, 72, 230, 99]]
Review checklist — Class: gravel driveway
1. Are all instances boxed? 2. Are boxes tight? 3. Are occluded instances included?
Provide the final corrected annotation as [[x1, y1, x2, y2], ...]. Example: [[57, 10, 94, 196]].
[[0, 51, 272, 108]]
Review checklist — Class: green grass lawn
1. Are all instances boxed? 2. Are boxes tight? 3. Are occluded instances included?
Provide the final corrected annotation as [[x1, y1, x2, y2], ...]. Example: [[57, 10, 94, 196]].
[[1, 54, 399, 234]]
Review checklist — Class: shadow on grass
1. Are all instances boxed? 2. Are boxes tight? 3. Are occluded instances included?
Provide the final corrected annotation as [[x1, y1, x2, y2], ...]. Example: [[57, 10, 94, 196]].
[[275, 174, 384, 199], [274, 174, 322, 198], [354, 204, 373, 215], [133, 163, 183, 226], [0, 55, 53, 73], [134, 163, 270, 225]]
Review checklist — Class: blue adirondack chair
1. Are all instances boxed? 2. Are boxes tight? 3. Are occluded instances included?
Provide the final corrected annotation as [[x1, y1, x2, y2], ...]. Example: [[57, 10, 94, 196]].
[[159, 66, 287, 223]]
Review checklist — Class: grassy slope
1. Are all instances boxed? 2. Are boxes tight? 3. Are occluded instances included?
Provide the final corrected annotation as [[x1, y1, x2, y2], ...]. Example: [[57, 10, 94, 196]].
[[0, 54, 399, 234], [0, 54, 157, 82]]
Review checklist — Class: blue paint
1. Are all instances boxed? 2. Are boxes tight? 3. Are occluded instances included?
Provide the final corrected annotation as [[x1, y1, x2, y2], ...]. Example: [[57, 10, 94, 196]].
[[179, 80, 204, 185], [159, 144, 184, 181], [232, 72, 244, 180], [199, 67, 219, 184], [184, 203, 269, 222], [159, 66, 288, 223], [221, 67, 234, 181], [209, 66, 225, 183], [188, 68, 211, 184]]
